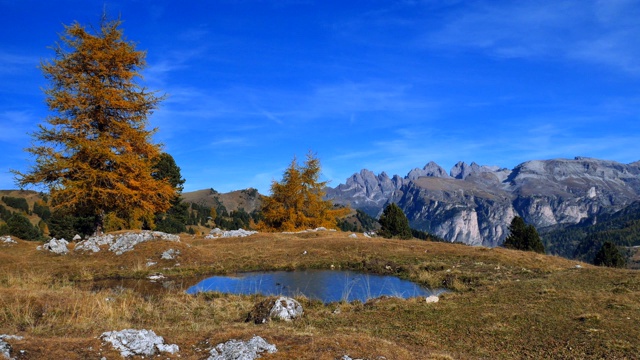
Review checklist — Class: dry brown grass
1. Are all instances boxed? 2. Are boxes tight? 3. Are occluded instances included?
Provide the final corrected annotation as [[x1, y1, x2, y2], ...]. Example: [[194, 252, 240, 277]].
[[1, 231, 639, 359]]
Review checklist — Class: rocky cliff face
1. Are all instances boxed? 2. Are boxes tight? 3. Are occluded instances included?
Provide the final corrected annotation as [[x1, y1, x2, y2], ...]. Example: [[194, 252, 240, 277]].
[[326, 157, 640, 246]]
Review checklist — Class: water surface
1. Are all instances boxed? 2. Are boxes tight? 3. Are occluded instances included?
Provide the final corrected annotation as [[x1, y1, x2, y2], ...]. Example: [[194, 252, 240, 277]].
[[186, 270, 442, 303]]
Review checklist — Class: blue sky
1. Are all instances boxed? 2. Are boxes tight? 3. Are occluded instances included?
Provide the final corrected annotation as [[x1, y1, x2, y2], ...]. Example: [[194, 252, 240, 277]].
[[1, 0, 639, 194]]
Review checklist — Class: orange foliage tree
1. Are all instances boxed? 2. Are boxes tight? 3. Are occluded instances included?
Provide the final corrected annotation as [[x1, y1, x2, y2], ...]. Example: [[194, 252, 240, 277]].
[[13, 16, 175, 233], [260, 152, 349, 231]]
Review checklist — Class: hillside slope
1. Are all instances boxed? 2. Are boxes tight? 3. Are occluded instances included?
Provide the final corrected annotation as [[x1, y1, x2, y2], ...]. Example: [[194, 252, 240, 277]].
[[0, 231, 638, 359]]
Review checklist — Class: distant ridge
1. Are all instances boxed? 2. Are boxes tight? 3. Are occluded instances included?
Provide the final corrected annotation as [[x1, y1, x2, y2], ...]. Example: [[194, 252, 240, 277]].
[[326, 157, 640, 247]]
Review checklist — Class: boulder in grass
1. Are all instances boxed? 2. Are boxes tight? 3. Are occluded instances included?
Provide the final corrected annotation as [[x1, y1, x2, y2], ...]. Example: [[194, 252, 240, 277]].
[[1, 236, 16, 245], [42, 238, 69, 255], [208, 336, 276, 360], [269, 296, 303, 321], [425, 295, 439, 303], [246, 296, 303, 324], [0, 335, 23, 360], [75, 231, 179, 254], [100, 329, 178, 357]]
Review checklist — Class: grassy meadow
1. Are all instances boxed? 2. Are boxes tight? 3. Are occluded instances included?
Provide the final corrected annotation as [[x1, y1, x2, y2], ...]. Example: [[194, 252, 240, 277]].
[[1, 231, 639, 359]]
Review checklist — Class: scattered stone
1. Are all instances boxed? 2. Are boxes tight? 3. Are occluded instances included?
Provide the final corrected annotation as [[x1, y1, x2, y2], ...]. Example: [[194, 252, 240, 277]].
[[575, 264, 583, 269], [42, 238, 69, 255], [75, 231, 180, 255], [72, 234, 82, 241], [208, 336, 276, 360], [100, 329, 179, 357], [281, 227, 335, 235], [0, 335, 23, 360], [148, 273, 165, 281], [161, 248, 180, 260], [1, 236, 16, 244], [364, 232, 376, 238], [302, 250, 308, 255], [146, 261, 157, 267], [349, 233, 357, 238], [342, 356, 364, 360], [205, 228, 258, 239], [425, 295, 439, 303], [363, 233, 371, 238]]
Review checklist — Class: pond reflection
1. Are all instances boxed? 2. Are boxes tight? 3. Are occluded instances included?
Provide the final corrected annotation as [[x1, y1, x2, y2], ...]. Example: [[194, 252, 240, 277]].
[[186, 270, 442, 303]]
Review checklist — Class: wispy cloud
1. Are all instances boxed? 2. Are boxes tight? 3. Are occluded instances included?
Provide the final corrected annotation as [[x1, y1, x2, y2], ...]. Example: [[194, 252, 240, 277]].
[[424, 0, 640, 73], [0, 51, 39, 74], [0, 110, 34, 143]]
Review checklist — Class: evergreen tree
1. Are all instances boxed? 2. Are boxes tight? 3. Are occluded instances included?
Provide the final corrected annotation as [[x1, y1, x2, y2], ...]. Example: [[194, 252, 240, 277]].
[[13, 16, 175, 233], [378, 203, 412, 240], [48, 209, 94, 240], [503, 216, 545, 253], [593, 241, 626, 268], [152, 153, 188, 233], [260, 152, 349, 231], [5, 213, 42, 241]]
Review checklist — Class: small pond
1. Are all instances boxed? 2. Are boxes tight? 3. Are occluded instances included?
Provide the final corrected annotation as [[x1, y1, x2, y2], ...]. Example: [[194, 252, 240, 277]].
[[186, 270, 444, 303]]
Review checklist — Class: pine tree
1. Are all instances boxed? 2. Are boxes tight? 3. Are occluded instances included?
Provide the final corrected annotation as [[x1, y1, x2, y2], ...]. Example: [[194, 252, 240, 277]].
[[593, 241, 626, 268], [13, 16, 175, 233], [260, 152, 348, 231], [378, 203, 412, 239], [152, 153, 188, 234], [6, 213, 42, 241], [503, 216, 545, 253]]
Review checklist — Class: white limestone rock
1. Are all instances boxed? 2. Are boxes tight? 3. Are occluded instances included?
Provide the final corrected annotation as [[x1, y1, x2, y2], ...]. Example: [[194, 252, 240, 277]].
[[208, 336, 276, 360], [0, 335, 23, 360], [74, 234, 115, 253], [72, 234, 82, 241], [1, 236, 16, 244], [42, 238, 69, 255], [269, 296, 303, 321], [74, 231, 179, 255], [206, 228, 257, 239], [349, 233, 357, 238], [100, 329, 178, 357], [161, 248, 180, 260], [426, 295, 439, 303]]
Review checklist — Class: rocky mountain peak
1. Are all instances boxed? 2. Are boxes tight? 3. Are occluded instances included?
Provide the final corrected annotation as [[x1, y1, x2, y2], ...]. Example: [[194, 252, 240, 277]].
[[449, 161, 499, 180], [406, 161, 449, 180], [327, 157, 640, 247]]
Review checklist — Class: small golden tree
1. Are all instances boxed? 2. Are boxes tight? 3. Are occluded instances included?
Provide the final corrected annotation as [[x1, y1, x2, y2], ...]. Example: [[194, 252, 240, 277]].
[[260, 152, 349, 231], [13, 16, 175, 233]]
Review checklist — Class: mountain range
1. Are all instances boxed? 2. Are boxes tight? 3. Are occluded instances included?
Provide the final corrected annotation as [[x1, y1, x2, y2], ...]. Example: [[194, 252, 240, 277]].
[[326, 157, 640, 247]]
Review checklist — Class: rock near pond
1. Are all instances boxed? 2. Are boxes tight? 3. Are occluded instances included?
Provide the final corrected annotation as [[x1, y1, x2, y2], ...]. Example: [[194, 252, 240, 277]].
[[270, 296, 304, 321], [247, 296, 304, 324], [208, 336, 276, 360], [425, 295, 439, 303], [42, 238, 69, 255], [75, 231, 180, 255], [100, 329, 178, 357]]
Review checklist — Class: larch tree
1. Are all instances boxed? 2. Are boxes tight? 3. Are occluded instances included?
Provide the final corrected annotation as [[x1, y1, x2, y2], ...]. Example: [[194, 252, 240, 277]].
[[260, 152, 349, 231], [13, 16, 176, 233]]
